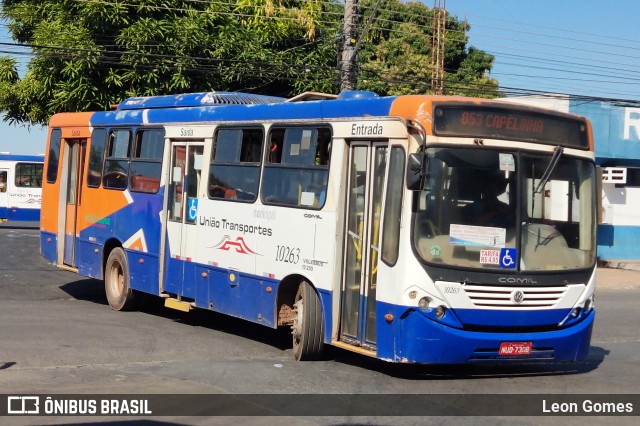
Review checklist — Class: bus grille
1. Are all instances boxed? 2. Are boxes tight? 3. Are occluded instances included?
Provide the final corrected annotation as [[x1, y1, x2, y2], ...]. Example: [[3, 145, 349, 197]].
[[463, 285, 567, 308]]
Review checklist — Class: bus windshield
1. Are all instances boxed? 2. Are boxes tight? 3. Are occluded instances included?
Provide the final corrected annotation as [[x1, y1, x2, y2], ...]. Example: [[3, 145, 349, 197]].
[[412, 147, 596, 272]]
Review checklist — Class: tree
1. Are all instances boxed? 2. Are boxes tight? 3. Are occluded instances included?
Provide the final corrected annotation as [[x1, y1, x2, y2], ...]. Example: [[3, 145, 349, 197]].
[[0, 0, 340, 125], [356, 0, 499, 97], [0, 0, 498, 126]]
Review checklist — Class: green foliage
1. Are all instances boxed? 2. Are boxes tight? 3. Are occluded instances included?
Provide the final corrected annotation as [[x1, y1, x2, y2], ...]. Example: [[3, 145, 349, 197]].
[[0, 0, 498, 126], [357, 0, 499, 97]]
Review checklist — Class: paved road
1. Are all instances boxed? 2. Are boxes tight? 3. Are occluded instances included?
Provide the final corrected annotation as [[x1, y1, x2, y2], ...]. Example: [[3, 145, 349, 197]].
[[0, 225, 638, 425]]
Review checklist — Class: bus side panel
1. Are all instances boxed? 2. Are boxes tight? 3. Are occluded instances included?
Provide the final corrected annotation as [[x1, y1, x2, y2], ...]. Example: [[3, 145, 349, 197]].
[[74, 187, 130, 275], [76, 189, 164, 287], [205, 268, 277, 327], [163, 254, 182, 295], [194, 265, 210, 308], [76, 240, 103, 279], [127, 250, 160, 295], [197, 264, 281, 329], [182, 259, 198, 299], [8, 207, 40, 221], [40, 232, 57, 263]]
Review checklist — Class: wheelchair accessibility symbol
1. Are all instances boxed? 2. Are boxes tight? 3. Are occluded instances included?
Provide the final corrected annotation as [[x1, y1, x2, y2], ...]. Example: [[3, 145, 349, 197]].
[[499, 248, 517, 269], [188, 198, 198, 221]]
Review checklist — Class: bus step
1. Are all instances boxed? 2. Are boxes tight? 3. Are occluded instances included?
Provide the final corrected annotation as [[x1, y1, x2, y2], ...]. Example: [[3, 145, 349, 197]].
[[164, 298, 192, 313]]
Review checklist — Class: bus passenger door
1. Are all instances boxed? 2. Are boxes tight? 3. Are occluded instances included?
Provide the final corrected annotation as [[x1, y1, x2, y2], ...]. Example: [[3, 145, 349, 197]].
[[0, 169, 8, 220], [163, 142, 204, 296], [340, 142, 387, 350], [57, 139, 87, 267]]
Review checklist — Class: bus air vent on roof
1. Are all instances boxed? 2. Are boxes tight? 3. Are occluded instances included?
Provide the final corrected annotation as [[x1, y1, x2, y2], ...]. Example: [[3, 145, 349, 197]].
[[117, 92, 286, 110]]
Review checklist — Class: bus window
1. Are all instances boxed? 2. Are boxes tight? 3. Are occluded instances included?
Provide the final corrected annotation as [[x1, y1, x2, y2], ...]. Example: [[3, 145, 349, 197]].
[[185, 146, 204, 224], [47, 129, 62, 183], [381, 147, 405, 265], [87, 128, 107, 188], [208, 128, 263, 202], [262, 127, 331, 208], [15, 163, 44, 187], [169, 146, 186, 222], [130, 129, 165, 194], [0, 171, 6, 192], [103, 129, 131, 190]]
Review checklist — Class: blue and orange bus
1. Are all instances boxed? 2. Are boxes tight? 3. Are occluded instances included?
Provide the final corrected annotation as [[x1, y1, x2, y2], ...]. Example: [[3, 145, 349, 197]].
[[40, 91, 597, 363], [0, 153, 43, 222]]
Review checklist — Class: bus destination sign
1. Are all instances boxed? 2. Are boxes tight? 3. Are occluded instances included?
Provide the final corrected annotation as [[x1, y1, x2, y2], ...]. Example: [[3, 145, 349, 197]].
[[433, 104, 589, 149]]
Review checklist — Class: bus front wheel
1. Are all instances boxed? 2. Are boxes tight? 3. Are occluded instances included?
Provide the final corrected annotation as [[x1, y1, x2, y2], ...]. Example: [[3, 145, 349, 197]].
[[292, 281, 324, 361], [104, 247, 136, 311]]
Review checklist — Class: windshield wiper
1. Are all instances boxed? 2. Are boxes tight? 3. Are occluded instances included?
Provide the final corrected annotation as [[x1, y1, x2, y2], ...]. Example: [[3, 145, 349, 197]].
[[534, 145, 564, 194], [535, 227, 562, 251]]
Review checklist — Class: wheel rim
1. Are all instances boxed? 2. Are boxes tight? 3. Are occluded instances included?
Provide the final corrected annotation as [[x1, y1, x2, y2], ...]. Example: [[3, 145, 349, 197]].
[[108, 261, 124, 297]]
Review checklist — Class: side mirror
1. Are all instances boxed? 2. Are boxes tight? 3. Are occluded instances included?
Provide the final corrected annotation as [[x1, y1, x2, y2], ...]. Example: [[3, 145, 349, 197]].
[[406, 153, 427, 191]]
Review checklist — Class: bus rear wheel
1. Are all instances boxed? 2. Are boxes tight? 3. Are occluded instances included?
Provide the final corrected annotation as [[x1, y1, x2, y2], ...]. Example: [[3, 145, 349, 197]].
[[291, 281, 324, 361], [104, 247, 137, 311]]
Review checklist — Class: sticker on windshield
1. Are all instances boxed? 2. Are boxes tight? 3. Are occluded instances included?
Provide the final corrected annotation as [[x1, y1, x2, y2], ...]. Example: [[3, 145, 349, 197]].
[[500, 248, 517, 269], [499, 153, 515, 172], [480, 249, 500, 265], [449, 224, 506, 248]]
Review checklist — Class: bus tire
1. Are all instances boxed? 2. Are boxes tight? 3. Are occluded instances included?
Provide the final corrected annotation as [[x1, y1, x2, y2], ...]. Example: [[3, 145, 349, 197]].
[[292, 281, 324, 361], [104, 247, 136, 311]]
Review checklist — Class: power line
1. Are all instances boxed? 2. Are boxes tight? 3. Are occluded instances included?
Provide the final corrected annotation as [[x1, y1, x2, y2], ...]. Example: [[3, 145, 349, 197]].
[[3, 0, 640, 105]]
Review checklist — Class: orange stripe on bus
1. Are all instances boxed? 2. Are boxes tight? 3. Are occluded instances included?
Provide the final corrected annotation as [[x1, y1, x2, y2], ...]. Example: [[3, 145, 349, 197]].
[[76, 188, 131, 234], [389, 95, 436, 134]]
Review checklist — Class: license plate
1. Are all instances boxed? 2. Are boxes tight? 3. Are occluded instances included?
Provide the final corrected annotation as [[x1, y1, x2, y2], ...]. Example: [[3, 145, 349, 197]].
[[499, 342, 532, 356]]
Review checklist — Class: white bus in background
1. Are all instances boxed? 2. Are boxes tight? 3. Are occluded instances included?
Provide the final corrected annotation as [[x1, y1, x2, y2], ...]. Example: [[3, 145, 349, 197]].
[[0, 153, 44, 222]]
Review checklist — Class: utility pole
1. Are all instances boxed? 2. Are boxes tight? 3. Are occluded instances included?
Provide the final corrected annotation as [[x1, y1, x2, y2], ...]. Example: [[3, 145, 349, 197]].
[[340, 0, 358, 92], [431, 0, 446, 95]]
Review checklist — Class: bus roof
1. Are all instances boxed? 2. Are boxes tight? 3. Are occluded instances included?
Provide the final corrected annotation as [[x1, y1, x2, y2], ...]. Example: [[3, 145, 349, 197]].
[[90, 92, 397, 127], [0, 153, 44, 162], [46, 91, 592, 150], [117, 92, 286, 110]]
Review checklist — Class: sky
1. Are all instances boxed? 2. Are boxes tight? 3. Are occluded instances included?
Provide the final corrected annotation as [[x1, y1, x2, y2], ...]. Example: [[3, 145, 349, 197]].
[[445, 0, 640, 100], [0, 24, 47, 156], [2, 0, 640, 154]]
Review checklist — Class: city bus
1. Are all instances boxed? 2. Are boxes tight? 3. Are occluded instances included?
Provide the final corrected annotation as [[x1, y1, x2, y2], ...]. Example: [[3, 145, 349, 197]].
[[40, 91, 597, 364], [0, 153, 44, 222]]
